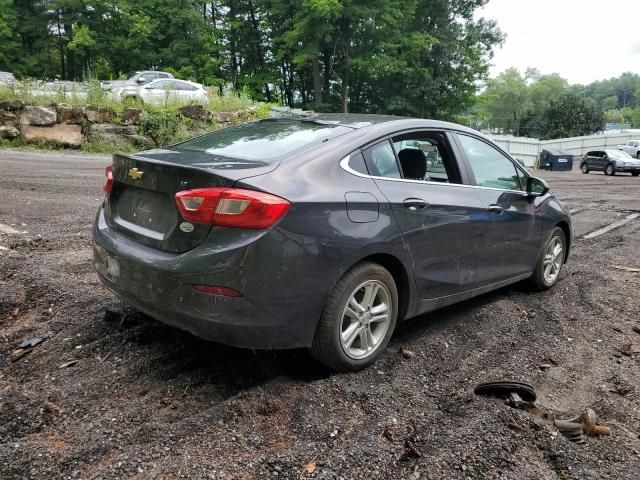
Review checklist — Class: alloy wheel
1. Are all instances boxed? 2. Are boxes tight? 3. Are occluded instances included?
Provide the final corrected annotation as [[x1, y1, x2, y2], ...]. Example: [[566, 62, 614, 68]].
[[543, 236, 563, 285], [340, 280, 392, 360]]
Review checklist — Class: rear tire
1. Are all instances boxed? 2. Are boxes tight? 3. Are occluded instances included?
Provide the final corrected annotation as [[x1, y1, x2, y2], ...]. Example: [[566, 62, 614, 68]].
[[605, 164, 615, 176], [529, 227, 566, 291], [310, 262, 398, 371], [633, 172, 639, 177], [580, 163, 589, 174]]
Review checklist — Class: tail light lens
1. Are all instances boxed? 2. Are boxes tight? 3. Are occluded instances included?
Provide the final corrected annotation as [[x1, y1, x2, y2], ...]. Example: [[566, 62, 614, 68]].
[[175, 188, 290, 229], [103, 165, 114, 194]]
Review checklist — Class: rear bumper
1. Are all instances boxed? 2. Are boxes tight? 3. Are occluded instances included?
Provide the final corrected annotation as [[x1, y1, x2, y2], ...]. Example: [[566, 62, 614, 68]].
[[93, 207, 337, 349]]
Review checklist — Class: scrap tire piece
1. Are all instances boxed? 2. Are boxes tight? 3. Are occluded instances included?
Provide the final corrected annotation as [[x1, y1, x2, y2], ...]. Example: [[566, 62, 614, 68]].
[[474, 380, 537, 402]]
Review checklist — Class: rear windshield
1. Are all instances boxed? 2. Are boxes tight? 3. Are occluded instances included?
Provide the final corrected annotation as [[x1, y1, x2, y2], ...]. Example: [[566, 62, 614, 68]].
[[176, 120, 353, 163]]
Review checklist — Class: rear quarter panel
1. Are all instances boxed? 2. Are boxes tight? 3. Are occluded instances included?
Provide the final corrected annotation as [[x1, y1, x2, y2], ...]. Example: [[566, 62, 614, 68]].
[[237, 143, 419, 319]]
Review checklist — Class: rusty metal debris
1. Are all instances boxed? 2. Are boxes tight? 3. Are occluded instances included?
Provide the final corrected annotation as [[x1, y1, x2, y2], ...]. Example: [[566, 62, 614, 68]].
[[474, 380, 537, 402], [11, 337, 47, 362], [474, 380, 610, 444]]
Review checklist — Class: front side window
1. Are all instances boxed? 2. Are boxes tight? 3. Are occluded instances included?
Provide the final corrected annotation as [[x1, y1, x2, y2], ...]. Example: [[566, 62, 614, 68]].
[[363, 141, 401, 178], [392, 133, 458, 183], [146, 80, 172, 90], [458, 134, 523, 191]]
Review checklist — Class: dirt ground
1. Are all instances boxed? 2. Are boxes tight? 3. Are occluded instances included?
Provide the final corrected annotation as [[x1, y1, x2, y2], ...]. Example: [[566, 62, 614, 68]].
[[1, 149, 640, 479]]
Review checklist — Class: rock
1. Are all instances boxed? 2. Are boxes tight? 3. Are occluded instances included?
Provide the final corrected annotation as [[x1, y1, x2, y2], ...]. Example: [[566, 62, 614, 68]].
[[124, 135, 152, 148], [87, 123, 149, 148], [56, 104, 85, 124], [88, 123, 138, 138], [122, 108, 143, 125], [86, 106, 116, 123], [0, 99, 25, 111], [178, 105, 212, 121], [215, 111, 239, 123], [0, 111, 19, 128], [0, 126, 19, 139], [22, 124, 82, 146], [20, 106, 57, 126]]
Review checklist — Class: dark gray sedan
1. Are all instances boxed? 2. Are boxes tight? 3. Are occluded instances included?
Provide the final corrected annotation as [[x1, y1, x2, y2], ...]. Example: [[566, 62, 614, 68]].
[[93, 114, 572, 371]]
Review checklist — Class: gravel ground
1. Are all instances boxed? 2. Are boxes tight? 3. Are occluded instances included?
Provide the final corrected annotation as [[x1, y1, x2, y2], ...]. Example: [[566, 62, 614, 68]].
[[1, 149, 640, 479]]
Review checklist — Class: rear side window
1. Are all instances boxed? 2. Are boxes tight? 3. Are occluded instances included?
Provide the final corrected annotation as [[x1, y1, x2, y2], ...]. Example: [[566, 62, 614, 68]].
[[457, 134, 523, 191], [175, 81, 197, 91], [177, 120, 353, 163], [363, 141, 401, 178]]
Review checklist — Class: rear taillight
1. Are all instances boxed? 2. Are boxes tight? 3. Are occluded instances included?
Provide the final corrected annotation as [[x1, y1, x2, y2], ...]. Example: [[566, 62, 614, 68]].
[[103, 165, 114, 194], [175, 187, 290, 228]]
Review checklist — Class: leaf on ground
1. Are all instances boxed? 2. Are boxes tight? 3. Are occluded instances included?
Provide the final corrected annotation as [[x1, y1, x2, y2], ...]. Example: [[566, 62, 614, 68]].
[[616, 341, 633, 357], [302, 459, 316, 475]]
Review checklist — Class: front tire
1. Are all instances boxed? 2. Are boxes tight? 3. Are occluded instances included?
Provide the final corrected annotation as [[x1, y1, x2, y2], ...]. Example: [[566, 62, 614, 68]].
[[632, 172, 639, 177], [310, 262, 398, 371], [605, 164, 615, 176], [580, 163, 589, 174], [530, 227, 566, 291]]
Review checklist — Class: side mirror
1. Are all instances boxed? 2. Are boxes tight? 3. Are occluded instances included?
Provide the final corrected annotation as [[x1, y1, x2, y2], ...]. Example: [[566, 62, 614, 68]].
[[527, 176, 549, 197], [136, 77, 146, 84]]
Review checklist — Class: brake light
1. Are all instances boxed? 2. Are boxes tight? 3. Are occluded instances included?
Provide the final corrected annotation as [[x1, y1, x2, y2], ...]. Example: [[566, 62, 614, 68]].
[[175, 188, 290, 228], [103, 165, 114, 194]]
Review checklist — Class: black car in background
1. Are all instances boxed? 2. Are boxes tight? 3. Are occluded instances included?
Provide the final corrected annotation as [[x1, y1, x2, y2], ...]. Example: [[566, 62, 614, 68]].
[[93, 114, 572, 371], [580, 149, 640, 176]]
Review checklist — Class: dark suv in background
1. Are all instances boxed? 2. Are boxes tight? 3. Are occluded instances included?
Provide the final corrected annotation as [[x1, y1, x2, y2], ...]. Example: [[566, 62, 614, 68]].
[[580, 149, 640, 176]]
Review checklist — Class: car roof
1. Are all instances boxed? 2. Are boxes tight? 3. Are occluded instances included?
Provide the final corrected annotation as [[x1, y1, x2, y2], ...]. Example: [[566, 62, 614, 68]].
[[275, 113, 482, 134]]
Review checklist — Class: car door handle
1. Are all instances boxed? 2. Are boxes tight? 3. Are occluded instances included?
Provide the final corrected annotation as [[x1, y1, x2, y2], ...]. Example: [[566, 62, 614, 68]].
[[488, 204, 504, 214], [403, 198, 429, 210]]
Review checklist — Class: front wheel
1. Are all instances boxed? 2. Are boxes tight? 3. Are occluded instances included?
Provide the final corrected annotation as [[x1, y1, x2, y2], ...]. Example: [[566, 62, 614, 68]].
[[580, 163, 589, 174], [633, 172, 639, 177], [605, 164, 615, 176], [529, 227, 566, 291], [310, 262, 398, 371]]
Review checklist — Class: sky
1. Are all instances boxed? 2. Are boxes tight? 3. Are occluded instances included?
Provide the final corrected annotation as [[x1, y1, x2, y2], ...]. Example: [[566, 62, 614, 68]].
[[477, 0, 640, 85]]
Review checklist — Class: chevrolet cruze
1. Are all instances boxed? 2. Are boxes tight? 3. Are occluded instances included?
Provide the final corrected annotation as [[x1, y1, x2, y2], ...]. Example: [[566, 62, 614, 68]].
[[93, 114, 572, 371]]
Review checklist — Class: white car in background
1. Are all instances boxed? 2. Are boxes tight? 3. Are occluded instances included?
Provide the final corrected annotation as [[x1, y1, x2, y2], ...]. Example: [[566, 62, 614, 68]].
[[113, 79, 209, 105], [0, 71, 18, 86]]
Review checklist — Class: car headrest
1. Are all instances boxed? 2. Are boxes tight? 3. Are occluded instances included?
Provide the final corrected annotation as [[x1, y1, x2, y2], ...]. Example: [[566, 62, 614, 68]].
[[398, 148, 427, 180]]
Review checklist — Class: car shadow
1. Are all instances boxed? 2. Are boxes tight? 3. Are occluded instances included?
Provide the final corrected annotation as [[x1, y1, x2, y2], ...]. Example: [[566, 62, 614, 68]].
[[103, 281, 528, 401]]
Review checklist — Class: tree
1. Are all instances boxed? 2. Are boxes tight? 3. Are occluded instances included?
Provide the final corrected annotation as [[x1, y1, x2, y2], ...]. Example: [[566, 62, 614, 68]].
[[533, 93, 604, 140], [0, 0, 504, 119], [480, 68, 530, 135]]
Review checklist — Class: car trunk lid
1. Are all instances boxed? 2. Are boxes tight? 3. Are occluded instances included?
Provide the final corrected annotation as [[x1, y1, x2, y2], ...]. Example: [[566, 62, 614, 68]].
[[104, 149, 277, 253]]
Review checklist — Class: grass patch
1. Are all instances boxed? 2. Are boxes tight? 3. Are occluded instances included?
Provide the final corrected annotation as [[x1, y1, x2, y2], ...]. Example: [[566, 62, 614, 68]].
[[0, 81, 260, 117]]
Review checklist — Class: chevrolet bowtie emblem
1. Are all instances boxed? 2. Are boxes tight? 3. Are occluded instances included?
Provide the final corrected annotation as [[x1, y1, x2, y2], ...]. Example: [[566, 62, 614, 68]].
[[128, 167, 144, 181]]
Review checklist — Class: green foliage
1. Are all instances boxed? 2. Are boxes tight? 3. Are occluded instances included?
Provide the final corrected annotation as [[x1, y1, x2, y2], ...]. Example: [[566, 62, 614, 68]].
[[470, 69, 640, 137], [0, 0, 503, 119], [138, 111, 184, 147], [533, 94, 605, 140]]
